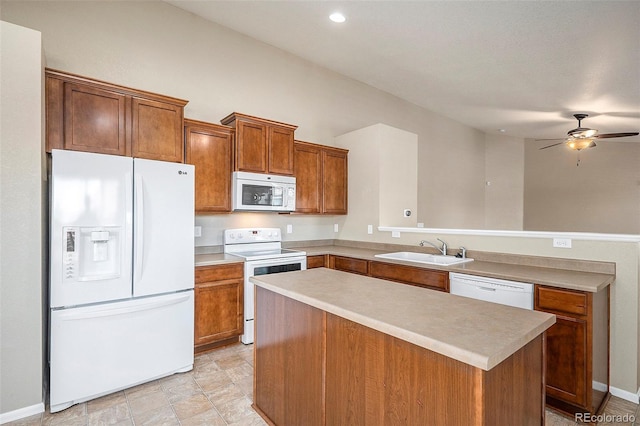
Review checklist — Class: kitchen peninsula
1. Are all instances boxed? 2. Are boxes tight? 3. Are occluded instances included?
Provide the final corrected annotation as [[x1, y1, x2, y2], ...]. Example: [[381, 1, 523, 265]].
[[251, 268, 556, 426]]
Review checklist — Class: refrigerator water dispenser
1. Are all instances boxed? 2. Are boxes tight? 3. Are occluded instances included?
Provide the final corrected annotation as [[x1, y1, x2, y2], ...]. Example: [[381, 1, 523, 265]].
[[63, 226, 122, 282]]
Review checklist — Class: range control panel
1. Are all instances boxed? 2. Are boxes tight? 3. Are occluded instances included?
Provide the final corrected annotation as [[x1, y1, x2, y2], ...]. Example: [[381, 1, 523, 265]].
[[223, 228, 282, 244]]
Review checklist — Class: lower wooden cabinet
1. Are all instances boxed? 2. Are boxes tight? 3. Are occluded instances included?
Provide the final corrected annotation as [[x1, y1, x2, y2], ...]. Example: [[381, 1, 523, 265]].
[[194, 263, 244, 353], [535, 284, 609, 415], [369, 260, 449, 292], [255, 286, 544, 426], [329, 255, 369, 275], [326, 255, 448, 292], [306, 255, 327, 269]]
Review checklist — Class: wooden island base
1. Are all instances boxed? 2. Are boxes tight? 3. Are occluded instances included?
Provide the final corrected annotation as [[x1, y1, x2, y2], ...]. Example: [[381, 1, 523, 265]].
[[254, 287, 545, 426]]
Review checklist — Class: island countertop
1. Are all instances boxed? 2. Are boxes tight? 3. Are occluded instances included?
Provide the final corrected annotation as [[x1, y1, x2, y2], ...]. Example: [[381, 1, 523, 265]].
[[250, 267, 555, 371]]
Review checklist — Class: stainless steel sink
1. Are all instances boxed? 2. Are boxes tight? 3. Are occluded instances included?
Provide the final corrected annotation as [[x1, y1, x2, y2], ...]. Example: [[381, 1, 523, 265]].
[[374, 251, 473, 266]]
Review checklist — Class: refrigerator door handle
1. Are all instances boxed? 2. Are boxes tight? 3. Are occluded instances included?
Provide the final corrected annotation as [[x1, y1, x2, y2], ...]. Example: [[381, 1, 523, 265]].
[[55, 293, 192, 321], [135, 174, 144, 282]]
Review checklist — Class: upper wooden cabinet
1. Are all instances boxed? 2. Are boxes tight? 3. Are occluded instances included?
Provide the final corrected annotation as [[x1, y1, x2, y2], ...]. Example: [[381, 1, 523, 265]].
[[184, 119, 234, 213], [294, 141, 348, 215], [46, 69, 187, 162], [220, 112, 297, 175]]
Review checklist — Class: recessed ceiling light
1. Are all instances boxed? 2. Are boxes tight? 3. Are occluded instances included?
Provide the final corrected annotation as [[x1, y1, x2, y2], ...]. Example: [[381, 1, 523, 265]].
[[498, 129, 506, 133], [329, 12, 346, 23]]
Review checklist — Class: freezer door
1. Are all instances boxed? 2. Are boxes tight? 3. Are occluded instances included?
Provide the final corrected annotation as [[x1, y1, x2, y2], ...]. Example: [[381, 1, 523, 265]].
[[49, 291, 194, 412], [133, 159, 194, 297], [50, 150, 133, 307]]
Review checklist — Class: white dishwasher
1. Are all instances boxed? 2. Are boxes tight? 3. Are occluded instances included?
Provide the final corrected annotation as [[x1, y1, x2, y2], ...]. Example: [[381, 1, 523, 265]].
[[449, 272, 534, 310]]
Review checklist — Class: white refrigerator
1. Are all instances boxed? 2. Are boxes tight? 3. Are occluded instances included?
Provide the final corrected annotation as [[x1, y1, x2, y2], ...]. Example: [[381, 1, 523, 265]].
[[49, 149, 195, 413]]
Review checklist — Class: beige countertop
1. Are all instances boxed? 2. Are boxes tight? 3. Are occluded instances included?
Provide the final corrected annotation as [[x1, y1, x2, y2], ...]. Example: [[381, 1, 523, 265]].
[[251, 268, 556, 371], [194, 253, 244, 267], [298, 245, 614, 292]]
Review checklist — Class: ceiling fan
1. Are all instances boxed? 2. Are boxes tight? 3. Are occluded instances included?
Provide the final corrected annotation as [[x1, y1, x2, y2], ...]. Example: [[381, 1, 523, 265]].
[[538, 113, 639, 151]]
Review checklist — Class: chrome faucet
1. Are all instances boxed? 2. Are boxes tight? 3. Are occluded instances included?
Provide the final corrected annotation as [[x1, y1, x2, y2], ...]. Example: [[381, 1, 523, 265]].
[[419, 238, 448, 255], [457, 246, 467, 259]]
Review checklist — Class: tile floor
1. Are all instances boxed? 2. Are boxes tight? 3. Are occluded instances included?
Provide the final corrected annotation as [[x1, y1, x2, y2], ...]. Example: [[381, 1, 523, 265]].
[[7, 342, 639, 425]]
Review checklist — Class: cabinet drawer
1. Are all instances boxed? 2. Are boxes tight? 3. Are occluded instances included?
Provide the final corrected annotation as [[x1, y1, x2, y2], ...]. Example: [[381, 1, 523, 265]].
[[369, 261, 448, 292], [331, 256, 368, 275], [195, 263, 243, 284], [307, 255, 327, 269], [535, 285, 588, 316]]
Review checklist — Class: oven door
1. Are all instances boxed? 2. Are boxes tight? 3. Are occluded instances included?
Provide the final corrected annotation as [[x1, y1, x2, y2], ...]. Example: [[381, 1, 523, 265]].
[[242, 256, 307, 344]]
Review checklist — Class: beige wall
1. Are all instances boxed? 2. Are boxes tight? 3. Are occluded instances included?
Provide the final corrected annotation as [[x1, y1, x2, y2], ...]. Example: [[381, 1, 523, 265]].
[[485, 134, 524, 230], [335, 123, 418, 229], [524, 137, 640, 234], [1, 0, 638, 408], [0, 21, 44, 419]]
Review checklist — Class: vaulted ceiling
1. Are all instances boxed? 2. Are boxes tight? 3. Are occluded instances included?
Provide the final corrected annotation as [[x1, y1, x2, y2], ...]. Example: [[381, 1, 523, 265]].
[[167, 1, 640, 142]]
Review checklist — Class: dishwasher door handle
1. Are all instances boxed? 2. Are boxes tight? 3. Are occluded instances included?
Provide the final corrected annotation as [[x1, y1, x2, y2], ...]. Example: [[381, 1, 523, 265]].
[[476, 286, 497, 292]]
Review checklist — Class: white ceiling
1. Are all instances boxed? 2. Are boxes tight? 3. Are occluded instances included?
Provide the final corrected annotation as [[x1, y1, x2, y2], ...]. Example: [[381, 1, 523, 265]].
[[166, 1, 640, 141]]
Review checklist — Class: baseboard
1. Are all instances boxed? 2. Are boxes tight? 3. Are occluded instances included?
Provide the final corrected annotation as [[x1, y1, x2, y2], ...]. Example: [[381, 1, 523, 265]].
[[609, 385, 640, 404], [0, 402, 44, 425], [593, 380, 608, 393]]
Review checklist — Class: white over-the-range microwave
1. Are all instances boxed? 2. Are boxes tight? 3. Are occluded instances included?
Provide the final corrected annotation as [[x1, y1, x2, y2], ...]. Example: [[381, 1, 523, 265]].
[[232, 171, 296, 212]]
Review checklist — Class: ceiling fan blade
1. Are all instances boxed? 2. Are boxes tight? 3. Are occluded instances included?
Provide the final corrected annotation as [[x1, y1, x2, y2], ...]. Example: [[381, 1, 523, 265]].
[[535, 138, 566, 141], [539, 142, 565, 150], [593, 132, 639, 139]]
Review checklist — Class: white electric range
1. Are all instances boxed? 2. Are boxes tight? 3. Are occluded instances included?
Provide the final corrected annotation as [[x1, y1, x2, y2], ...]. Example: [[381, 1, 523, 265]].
[[223, 228, 307, 344]]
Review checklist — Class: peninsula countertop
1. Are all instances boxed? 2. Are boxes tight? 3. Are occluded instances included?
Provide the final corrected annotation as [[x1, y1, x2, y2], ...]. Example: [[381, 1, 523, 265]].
[[250, 267, 556, 371], [297, 244, 615, 292]]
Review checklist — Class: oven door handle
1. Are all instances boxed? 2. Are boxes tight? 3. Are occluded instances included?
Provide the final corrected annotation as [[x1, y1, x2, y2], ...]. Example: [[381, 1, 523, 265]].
[[244, 256, 308, 267]]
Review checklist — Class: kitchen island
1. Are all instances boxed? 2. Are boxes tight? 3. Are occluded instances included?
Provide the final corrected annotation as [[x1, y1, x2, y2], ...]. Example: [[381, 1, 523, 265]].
[[251, 268, 556, 426]]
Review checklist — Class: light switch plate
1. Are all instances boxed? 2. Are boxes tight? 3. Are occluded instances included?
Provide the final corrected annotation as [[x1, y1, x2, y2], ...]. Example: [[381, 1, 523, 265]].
[[334, 224, 339, 232], [367, 225, 373, 234], [286, 224, 293, 234], [553, 238, 572, 248], [194, 226, 202, 237]]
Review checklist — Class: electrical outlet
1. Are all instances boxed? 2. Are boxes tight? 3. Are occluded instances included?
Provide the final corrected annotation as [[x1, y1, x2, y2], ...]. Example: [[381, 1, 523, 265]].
[[417, 222, 424, 228], [334, 224, 339, 232], [286, 224, 293, 234], [553, 238, 572, 248], [367, 225, 373, 234], [392, 231, 401, 238], [194, 226, 202, 237]]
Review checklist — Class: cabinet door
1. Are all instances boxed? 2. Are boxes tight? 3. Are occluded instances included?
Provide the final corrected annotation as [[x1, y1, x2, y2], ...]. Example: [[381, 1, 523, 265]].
[[268, 126, 295, 175], [194, 280, 243, 346], [294, 142, 322, 213], [194, 263, 244, 349], [307, 255, 327, 269], [329, 255, 368, 275], [185, 121, 233, 212], [131, 97, 184, 162], [236, 120, 268, 173], [322, 148, 348, 214], [369, 261, 448, 292], [63, 82, 127, 155], [544, 315, 588, 406]]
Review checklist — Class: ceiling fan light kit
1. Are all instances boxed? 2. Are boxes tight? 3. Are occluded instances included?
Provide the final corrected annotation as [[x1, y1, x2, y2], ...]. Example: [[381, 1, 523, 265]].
[[567, 138, 595, 151]]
